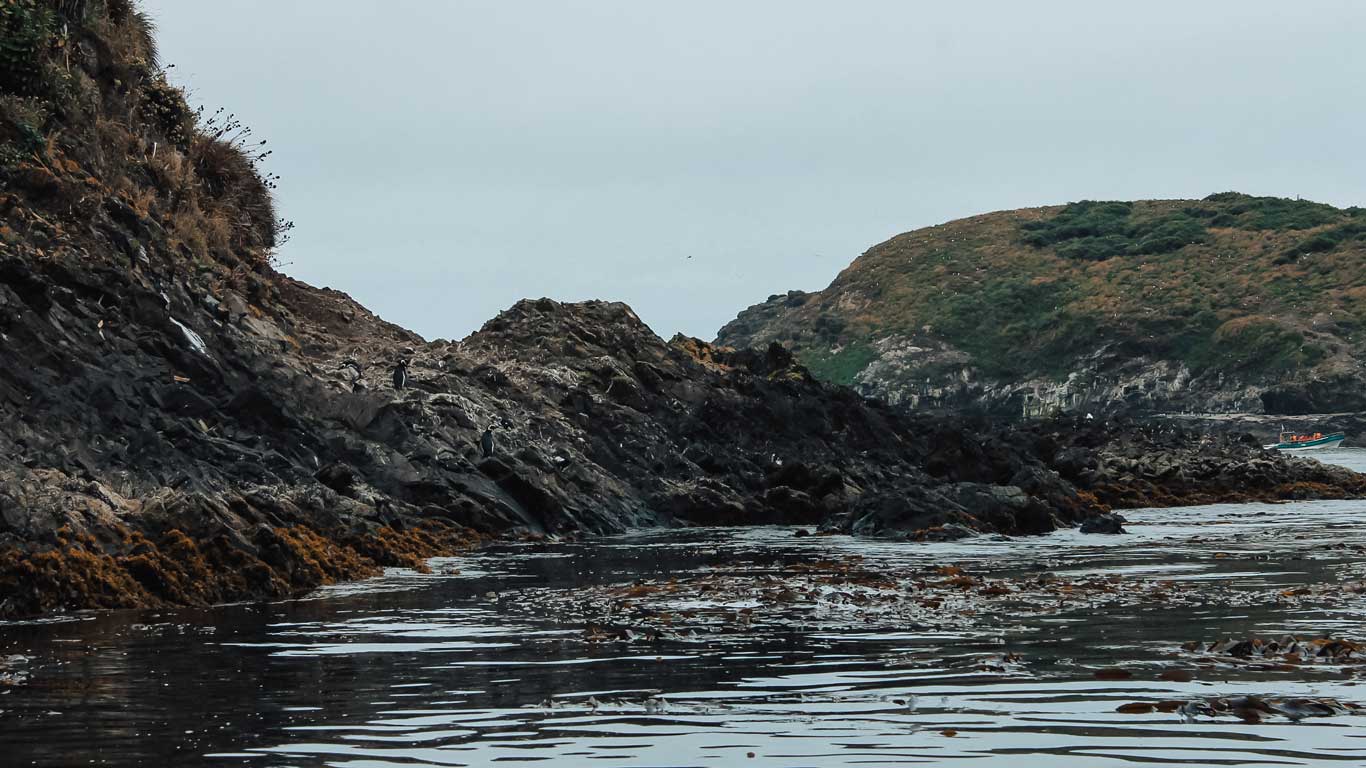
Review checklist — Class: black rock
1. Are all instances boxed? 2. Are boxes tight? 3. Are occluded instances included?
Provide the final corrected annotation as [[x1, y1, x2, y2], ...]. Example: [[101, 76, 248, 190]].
[[315, 462, 357, 494], [1080, 513, 1128, 535]]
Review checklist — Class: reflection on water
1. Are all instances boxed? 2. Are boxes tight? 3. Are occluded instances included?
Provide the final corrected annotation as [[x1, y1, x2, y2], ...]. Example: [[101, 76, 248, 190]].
[[0, 448, 1363, 767]]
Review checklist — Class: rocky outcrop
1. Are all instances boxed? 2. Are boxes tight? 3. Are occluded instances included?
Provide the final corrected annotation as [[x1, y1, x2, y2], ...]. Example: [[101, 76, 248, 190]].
[[0, 238, 1103, 618], [1053, 421, 1366, 509], [456, 300, 1107, 540], [5, 222, 1359, 620]]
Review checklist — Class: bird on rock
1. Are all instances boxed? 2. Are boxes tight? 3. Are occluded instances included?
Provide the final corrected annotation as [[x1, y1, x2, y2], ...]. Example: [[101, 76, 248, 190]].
[[480, 426, 496, 459]]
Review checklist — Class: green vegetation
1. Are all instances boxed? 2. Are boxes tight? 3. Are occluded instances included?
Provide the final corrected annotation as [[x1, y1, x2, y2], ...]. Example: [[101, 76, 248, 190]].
[[0, 1, 54, 96], [0, 93, 45, 166], [922, 278, 1082, 378], [1130, 214, 1209, 255], [1190, 192, 1342, 230], [800, 342, 879, 386], [1020, 201, 1210, 261]]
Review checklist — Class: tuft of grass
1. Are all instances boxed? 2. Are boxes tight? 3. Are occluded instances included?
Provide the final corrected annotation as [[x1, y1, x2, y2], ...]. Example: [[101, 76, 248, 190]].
[[191, 137, 272, 239], [137, 72, 193, 147]]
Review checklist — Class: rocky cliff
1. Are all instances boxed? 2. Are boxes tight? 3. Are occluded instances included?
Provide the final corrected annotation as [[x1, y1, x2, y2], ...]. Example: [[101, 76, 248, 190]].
[[717, 197, 1366, 419], [1, 2, 1362, 619]]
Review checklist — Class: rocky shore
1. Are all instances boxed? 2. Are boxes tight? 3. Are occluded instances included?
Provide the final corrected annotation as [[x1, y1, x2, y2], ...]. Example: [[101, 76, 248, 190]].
[[1, 1, 1363, 621], [2, 242, 1362, 620], [1155, 411, 1366, 444], [1036, 419, 1366, 508]]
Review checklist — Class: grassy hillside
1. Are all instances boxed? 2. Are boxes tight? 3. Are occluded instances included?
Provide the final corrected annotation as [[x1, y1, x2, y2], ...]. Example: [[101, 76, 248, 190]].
[[717, 194, 1366, 413], [0, 0, 286, 269]]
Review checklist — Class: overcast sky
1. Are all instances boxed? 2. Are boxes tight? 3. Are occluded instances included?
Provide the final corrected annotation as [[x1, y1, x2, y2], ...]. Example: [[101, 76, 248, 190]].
[[143, 1, 1366, 341]]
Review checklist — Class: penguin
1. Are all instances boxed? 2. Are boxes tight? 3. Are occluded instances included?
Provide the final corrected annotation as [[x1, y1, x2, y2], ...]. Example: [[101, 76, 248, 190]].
[[480, 426, 495, 459], [391, 360, 408, 391], [340, 358, 364, 387]]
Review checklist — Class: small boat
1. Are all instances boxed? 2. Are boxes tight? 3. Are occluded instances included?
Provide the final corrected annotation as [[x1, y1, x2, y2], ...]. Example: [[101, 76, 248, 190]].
[[1263, 430, 1346, 452]]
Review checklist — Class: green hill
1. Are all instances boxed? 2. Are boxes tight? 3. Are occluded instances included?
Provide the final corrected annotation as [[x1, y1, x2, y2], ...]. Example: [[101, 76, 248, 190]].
[[716, 195, 1366, 416]]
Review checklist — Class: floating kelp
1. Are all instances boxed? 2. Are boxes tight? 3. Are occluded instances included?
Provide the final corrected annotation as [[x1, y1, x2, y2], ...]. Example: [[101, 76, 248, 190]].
[[1178, 635, 1364, 668], [1116, 695, 1360, 723], [503, 558, 1220, 642]]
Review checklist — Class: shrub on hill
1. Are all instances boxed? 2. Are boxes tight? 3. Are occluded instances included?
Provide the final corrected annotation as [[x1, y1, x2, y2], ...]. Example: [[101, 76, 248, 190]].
[[1020, 201, 1210, 261], [1192, 192, 1342, 230]]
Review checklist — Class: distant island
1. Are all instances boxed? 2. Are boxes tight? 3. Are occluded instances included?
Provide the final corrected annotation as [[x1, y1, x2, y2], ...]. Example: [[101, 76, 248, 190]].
[[718, 195, 1366, 418]]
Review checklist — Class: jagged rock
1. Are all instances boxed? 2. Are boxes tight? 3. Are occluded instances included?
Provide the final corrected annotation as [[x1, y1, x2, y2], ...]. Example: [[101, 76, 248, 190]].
[[763, 486, 821, 523], [314, 463, 356, 494], [848, 485, 970, 538], [947, 483, 1057, 536]]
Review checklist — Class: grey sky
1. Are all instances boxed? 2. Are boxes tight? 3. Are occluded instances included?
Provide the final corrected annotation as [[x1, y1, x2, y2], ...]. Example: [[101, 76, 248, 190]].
[[143, 1, 1366, 342]]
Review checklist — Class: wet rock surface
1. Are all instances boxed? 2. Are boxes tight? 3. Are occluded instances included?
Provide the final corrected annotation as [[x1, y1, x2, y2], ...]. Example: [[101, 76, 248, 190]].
[[1060, 421, 1366, 508], [1080, 512, 1127, 534]]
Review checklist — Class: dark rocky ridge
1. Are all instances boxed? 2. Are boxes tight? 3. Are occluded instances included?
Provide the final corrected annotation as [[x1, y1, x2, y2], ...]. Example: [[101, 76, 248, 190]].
[[2, 2, 1364, 619]]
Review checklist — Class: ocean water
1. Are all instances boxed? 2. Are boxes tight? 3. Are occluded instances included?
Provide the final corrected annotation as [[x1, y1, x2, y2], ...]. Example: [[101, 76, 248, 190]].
[[1310, 447, 1366, 474]]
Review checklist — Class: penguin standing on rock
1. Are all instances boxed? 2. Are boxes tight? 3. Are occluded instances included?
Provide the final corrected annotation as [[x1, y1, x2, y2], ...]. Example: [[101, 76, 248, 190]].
[[480, 426, 496, 459], [340, 358, 365, 392], [391, 360, 409, 391]]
